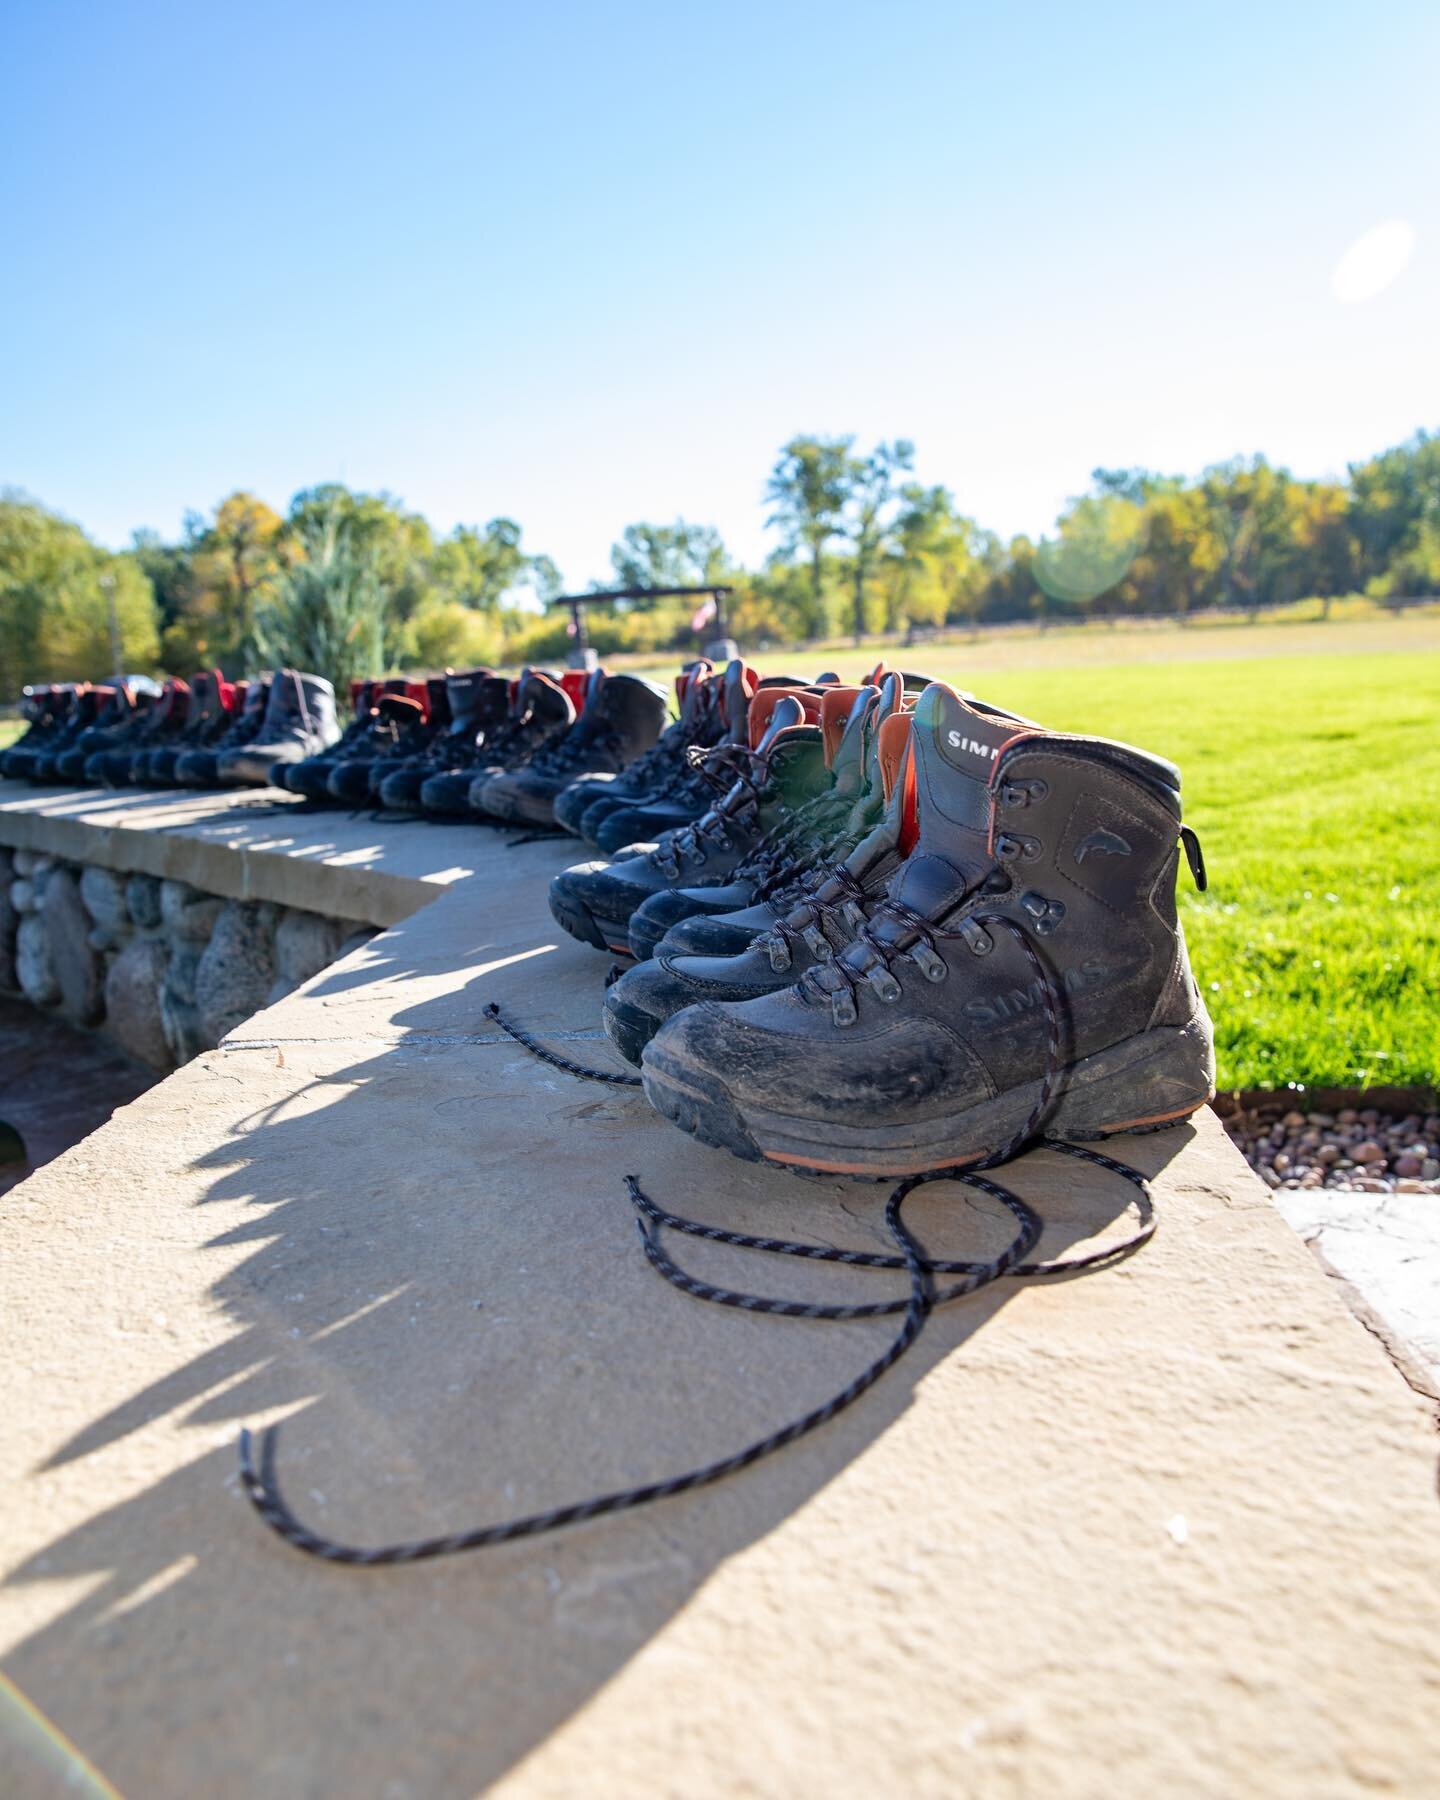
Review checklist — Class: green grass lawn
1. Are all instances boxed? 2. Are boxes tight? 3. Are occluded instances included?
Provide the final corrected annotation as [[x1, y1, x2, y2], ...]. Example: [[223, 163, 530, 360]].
[[0, 718, 23, 750]]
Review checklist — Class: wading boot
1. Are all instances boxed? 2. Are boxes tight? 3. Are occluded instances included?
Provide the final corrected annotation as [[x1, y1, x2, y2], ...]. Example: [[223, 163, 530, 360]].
[[633, 677, 897, 962], [581, 665, 815, 854], [465, 670, 582, 818], [604, 701, 917, 1064], [176, 677, 268, 787], [554, 661, 713, 838], [378, 668, 497, 811], [621, 682, 891, 962], [479, 671, 670, 827], [88, 677, 191, 785], [56, 680, 160, 784], [31, 687, 106, 783], [547, 689, 830, 955], [641, 682, 1214, 1177], [217, 670, 339, 786], [324, 688, 428, 804], [2, 686, 73, 782], [283, 679, 410, 800], [648, 679, 1025, 961], [367, 678, 452, 805], [137, 671, 235, 785], [416, 674, 515, 815]]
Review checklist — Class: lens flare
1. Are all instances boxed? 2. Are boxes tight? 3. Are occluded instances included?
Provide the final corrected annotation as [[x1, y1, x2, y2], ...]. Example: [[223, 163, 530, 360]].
[[1331, 220, 1416, 304]]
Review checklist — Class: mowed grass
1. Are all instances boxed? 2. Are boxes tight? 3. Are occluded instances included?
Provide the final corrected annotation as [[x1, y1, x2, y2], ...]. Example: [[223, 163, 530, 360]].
[[638, 621, 1439, 1094]]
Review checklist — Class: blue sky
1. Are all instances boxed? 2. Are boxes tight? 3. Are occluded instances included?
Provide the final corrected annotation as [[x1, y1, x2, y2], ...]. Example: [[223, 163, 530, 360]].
[[2, 0, 1436, 589]]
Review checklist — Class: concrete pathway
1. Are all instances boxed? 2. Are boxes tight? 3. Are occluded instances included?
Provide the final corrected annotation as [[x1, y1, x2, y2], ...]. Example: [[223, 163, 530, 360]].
[[1, 808, 1438, 1796]]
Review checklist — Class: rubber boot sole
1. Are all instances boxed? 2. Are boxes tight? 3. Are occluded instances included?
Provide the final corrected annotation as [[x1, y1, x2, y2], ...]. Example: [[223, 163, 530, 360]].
[[548, 887, 636, 956], [641, 1019, 1216, 1178], [601, 992, 665, 1065]]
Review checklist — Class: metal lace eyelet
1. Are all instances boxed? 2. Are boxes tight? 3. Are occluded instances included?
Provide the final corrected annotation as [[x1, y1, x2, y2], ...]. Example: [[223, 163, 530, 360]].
[[764, 935, 791, 973], [1020, 891, 1066, 935], [909, 940, 947, 982], [865, 965, 902, 1002], [996, 833, 1041, 862], [831, 988, 857, 1026], [801, 922, 829, 958], [961, 920, 993, 956], [841, 900, 866, 932]]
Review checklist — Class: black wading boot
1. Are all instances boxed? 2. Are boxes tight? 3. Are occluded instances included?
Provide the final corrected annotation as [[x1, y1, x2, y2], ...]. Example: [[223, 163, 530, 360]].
[[377, 668, 500, 811], [604, 699, 916, 1064], [641, 681, 1214, 1177], [277, 679, 382, 800], [325, 690, 427, 804], [553, 660, 715, 839], [367, 677, 451, 805], [2, 686, 74, 782], [621, 680, 896, 962], [31, 686, 106, 783], [584, 665, 827, 855], [88, 678, 189, 785], [635, 677, 901, 962], [479, 671, 670, 827], [465, 670, 581, 818], [547, 690, 830, 955], [176, 677, 268, 787], [57, 680, 160, 784], [416, 673, 515, 815], [137, 671, 234, 786], [217, 670, 339, 786]]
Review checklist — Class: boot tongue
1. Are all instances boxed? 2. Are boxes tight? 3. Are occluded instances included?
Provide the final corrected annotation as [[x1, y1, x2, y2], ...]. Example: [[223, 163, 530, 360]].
[[905, 683, 1034, 889], [829, 687, 880, 797]]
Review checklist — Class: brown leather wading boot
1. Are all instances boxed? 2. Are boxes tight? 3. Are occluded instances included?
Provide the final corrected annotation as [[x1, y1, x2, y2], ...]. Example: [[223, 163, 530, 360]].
[[640, 680, 1214, 1177]]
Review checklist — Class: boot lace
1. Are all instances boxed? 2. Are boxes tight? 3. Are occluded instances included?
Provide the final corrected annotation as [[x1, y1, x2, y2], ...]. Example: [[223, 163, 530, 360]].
[[236, 954, 1155, 1566]]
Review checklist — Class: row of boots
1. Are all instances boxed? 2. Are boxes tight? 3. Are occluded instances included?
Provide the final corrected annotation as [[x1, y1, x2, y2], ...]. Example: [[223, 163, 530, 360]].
[[0, 670, 342, 790], [542, 660, 1217, 1179]]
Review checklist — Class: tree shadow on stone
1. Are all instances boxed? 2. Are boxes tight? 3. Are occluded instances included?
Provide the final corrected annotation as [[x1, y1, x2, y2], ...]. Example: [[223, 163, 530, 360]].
[[3, 875, 1197, 1795]]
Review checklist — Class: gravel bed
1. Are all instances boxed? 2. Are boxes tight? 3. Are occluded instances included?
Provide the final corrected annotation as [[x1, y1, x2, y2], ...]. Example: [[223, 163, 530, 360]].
[[1222, 1103, 1440, 1195]]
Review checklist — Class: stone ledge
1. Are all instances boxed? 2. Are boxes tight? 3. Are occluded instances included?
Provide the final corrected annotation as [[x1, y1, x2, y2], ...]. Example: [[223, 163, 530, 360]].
[[0, 780, 485, 927], [0, 795, 1438, 1797]]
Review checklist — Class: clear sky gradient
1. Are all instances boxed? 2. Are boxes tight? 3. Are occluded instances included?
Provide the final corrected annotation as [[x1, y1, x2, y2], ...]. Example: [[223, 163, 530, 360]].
[[2, 1, 1436, 587]]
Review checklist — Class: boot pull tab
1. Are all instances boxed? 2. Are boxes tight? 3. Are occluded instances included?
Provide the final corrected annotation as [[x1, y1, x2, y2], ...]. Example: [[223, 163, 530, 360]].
[[1180, 825, 1207, 892]]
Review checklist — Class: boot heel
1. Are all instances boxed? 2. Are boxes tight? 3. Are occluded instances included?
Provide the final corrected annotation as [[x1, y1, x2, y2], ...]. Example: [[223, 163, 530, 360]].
[[1047, 1019, 1216, 1139]]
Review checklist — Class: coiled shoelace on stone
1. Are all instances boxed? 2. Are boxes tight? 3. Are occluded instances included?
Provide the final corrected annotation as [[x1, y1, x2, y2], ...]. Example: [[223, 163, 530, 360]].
[[238, 936, 1155, 1566]]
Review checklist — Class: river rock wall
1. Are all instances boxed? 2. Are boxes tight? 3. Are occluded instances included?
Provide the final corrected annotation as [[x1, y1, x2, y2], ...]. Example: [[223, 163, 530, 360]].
[[0, 846, 373, 1071]]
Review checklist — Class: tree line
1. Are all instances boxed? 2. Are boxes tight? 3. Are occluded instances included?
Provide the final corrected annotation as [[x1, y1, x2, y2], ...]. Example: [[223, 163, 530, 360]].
[[2, 429, 1438, 700]]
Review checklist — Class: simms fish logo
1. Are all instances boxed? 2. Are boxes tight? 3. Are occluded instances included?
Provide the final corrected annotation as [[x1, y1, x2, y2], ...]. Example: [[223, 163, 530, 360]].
[[946, 730, 998, 761], [1074, 827, 1132, 864]]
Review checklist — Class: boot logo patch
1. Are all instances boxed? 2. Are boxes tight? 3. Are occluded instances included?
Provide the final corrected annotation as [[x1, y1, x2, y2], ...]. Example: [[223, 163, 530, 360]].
[[1074, 827, 1132, 864], [946, 730, 999, 761]]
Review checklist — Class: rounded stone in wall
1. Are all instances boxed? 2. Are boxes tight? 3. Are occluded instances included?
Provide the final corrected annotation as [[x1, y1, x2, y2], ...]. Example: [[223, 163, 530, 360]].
[[10, 879, 38, 915], [275, 909, 345, 988], [161, 879, 225, 943], [16, 915, 58, 1008], [79, 866, 128, 942], [105, 937, 173, 1070], [196, 900, 277, 1046], [42, 867, 106, 1025], [165, 940, 203, 1007], [126, 873, 163, 931]]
